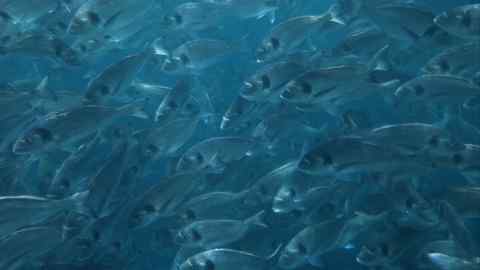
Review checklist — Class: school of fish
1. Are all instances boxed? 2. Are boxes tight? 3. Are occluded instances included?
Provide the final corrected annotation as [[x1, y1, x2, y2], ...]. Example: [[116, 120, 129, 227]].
[[0, 0, 480, 269]]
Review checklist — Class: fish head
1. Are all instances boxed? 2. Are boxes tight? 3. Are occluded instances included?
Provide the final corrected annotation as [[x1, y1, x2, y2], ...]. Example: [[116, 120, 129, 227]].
[[434, 10, 464, 36], [179, 256, 215, 270], [161, 13, 184, 30], [297, 150, 333, 174], [174, 226, 202, 246], [256, 37, 280, 62], [13, 127, 54, 154], [162, 57, 182, 73], [57, 46, 82, 66], [278, 238, 309, 269], [423, 57, 451, 74], [393, 81, 427, 105], [177, 151, 206, 172], [128, 202, 158, 229], [280, 80, 313, 103], [48, 172, 76, 199], [272, 185, 298, 213], [69, 11, 102, 35], [85, 82, 112, 103]]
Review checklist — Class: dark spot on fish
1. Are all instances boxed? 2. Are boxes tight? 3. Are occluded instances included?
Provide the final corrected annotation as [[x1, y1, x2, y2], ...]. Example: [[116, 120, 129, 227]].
[[424, 25, 439, 37], [146, 144, 159, 155], [32, 128, 53, 142], [261, 75, 271, 89], [99, 84, 110, 95], [179, 53, 190, 65], [321, 153, 333, 166], [341, 43, 352, 52], [428, 136, 439, 147], [405, 197, 415, 209], [270, 37, 280, 50], [143, 204, 156, 213], [183, 209, 196, 221], [301, 82, 312, 94], [167, 100, 178, 109], [379, 243, 389, 256], [112, 241, 121, 250], [174, 13, 183, 25], [204, 259, 215, 270], [414, 85, 425, 96], [86, 11, 101, 26], [452, 153, 463, 165], [296, 242, 307, 254], [258, 184, 268, 195], [92, 230, 100, 241], [79, 44, 87, 53], [60, 178, 71, 189], [190, 228, 202, 241], [0, 11, 11, 22], [462, 11, 472, 28], [438, 59, 450, 72]]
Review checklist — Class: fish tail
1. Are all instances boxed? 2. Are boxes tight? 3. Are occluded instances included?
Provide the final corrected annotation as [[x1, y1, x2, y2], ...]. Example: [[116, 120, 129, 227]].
[[245, 210, 268, 228], [118, 100, 150, 119]]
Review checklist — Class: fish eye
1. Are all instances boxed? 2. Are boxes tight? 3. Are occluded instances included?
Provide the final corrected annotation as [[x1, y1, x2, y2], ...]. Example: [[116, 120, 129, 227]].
[[183, 209, 196, 221], [167, 100, 178, 109], [86, 11, 101, 26], [414, 85, 425, 96], [60, 178, 71, 189], [270, 38, 280, 50], [261, 75, 271, 89], [321, 153, 333, 166], [461, 11, 472, 27], [190, 228, 202, 241], [179, 53, 190, 65], [99, 84, 110, 95], [452, 153, 464, 165], [203, 259, 215, 270], [112, 241, 121, 250], [428, 136, 439, 147], [287, 188, 296, 198], [301, 82, 312, 94], [146, 143, 159, 155], [379, 243, 389, 256], [32, 128, 53, 142], [92, 230, 100, 241], [300, 156, 314, 168], [79, 44, 87, 53], [258, 184, 268, 195], [341, 43, 352, 52], [143, 204, 156, 213], [296, 242, 307, 255], [174, 13, 183, 24], [438, 59, 450, 72]]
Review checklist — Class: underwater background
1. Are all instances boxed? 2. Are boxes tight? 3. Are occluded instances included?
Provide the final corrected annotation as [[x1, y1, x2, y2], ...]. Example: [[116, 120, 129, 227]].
[[0, 0, 480, 269]]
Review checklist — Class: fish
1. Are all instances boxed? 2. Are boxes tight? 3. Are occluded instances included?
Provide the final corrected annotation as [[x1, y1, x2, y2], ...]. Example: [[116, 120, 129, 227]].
[[0, 192, 87, 236], [176, 136, 263, 173], [13, 102, 148, 154], [84, 52, 148, 103], [128, 172, 205, 228], [174, 211, 267, 248], [179, 245, 282, 270], [434, 4, 480, 40], [256, 12, 344, 62]]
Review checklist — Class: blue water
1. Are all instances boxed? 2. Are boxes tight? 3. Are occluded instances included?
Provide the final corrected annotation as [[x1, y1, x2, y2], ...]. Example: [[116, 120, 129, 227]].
[[1, 0, 480, 270]]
